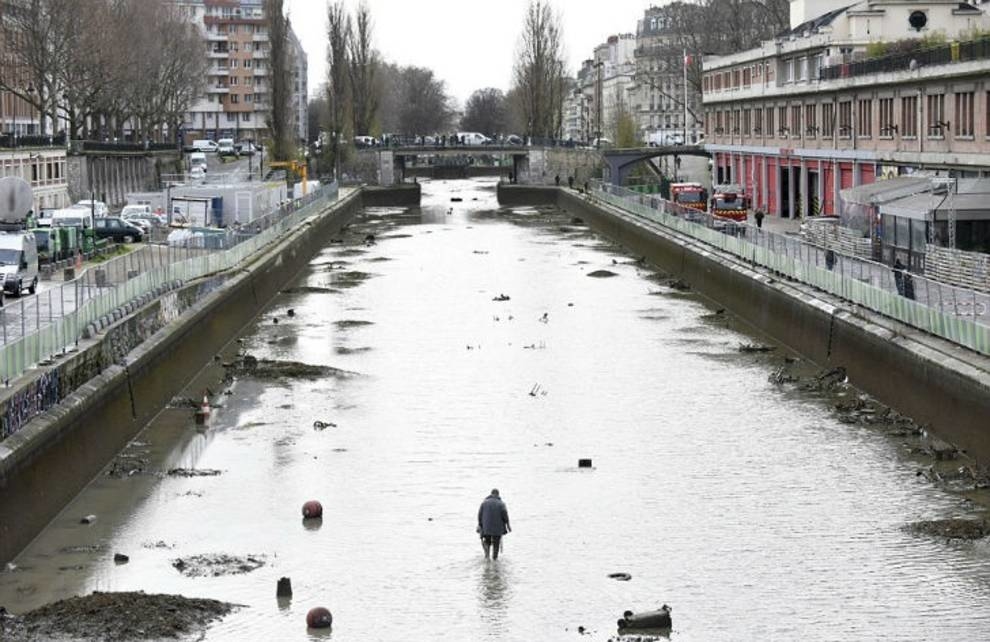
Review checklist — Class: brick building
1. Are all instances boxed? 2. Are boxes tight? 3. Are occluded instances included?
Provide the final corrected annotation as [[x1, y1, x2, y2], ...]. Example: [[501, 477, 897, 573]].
[[174, 0, 307, 144]]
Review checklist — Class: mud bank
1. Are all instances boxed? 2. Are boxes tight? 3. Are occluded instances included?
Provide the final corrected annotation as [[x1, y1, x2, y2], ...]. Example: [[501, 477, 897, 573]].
[[498, 185, 990, 462], [0, 190, 365, 565]]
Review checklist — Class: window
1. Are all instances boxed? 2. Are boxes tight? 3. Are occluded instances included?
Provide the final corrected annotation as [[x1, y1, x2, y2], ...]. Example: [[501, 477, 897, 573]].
[[902, 95, 918, 137], [778, 106, 787, 135], [226, 113, 236, 122], [230, 77, 238, 86], [742, 67, 751, 87], [242, 113, 251, 122], [715, 110, 723, 133], [230, 94, 239, 104], [955, 91, 974, 137], [822, 103, 835, 138], [804, 104, 817, 137], [791, 104, 801, 136], [782, 59, 792, 83], [838, 100, 852, 137], [926, 93, 945, 137], [878, 98, 894, 137], [857, 98, 872, 138], [765, 106, 774, 138], [754, 107, 763, 134], [732, 109, 740, 134], [742, 108, 751, 135], [798, 57, 808, 81]]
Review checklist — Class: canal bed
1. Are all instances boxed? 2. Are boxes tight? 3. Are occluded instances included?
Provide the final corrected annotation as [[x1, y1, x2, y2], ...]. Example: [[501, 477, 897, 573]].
[[2, 178, 989, 641]]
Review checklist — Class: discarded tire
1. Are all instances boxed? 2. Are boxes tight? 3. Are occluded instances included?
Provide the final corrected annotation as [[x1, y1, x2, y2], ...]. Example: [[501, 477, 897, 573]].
[[306, 607, 333, 628], [302, 500, 323, 519]]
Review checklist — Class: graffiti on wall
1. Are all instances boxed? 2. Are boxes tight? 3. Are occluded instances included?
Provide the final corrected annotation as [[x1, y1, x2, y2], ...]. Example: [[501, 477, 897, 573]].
[[0, 370, 60, 440], [0, 274, 231, 443]]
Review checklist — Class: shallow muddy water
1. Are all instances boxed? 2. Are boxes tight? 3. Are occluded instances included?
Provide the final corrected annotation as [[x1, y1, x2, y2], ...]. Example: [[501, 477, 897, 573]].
[[3, 178, 990, 641]]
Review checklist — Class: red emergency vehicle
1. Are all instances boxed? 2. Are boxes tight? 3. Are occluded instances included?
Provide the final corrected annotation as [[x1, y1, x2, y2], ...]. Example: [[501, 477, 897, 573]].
[[709, 184, 750, 222], [669, 182, 707, 211]]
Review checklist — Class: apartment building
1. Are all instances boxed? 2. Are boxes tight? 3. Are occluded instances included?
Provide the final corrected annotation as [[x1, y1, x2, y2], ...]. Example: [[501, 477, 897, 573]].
[[632, 5, 703, 143], [174, 0, 307, 144], [702, 0, 990, 220]]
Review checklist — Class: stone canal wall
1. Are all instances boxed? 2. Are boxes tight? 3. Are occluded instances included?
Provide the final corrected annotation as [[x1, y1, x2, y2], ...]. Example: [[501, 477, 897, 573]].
[[503, 185, 990, 460], [0, 188, 399, 564]]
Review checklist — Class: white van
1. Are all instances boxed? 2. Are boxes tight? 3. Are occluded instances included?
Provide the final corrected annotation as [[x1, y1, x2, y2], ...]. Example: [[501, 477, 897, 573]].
[[217, 138, 237, 157], [0, 232, 39, 296], [72, 200, 109, 218], [52, 207, 94, 229], [458, 132, 490, 146], [192, 139, 218, 153], [189, 152, 208, 172]]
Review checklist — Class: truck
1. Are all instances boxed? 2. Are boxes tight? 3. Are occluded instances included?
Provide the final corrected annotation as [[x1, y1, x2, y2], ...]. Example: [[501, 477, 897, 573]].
[[709, 184, 750, 223], [669, 182, 708, 211]]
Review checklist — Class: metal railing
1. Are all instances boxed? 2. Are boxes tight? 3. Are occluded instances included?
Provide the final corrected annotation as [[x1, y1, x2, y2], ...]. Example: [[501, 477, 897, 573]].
[[0, 181, 341, 382], [819, 36, 990, 82], [72, 140, 178, 154], [589, 181, 990, 356], [0, 133, 67, 149]]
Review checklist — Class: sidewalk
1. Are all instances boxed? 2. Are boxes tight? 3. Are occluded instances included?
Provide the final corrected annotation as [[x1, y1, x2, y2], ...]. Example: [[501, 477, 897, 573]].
[[754, 214, 802, 236]]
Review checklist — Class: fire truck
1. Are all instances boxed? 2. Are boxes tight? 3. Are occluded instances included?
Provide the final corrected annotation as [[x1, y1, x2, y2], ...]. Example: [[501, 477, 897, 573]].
[[709, 184, 750, 223], [669, 182, 707, 212]]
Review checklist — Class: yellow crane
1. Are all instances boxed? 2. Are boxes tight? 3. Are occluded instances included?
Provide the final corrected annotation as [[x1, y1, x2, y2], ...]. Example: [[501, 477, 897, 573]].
[[268, 160, 309, 196]]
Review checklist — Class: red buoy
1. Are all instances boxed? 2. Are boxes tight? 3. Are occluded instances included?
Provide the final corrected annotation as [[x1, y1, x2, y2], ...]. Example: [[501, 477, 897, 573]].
[[302, 500, 323, 519], [306, 606, 333, 628]]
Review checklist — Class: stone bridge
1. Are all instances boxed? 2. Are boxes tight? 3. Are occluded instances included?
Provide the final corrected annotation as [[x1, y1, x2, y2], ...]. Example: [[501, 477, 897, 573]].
[[356, 145, 602, 186], [603, 146, 711, 185]]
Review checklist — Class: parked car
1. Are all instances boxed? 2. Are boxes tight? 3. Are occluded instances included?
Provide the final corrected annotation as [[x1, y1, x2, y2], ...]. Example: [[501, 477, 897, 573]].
[[0, 231, 39, 297], [353, 135, 378, 148], [457, 132, 491, 146], [504, 134, 524, 146], [591, 137, 614, 148], [189, 151, 208, 172], [36, 208, 55, 227], [217, 138, 238, 158], [235, 140, 259, 156], [94, 217, 143, 243], [123, 212, 165, 230]]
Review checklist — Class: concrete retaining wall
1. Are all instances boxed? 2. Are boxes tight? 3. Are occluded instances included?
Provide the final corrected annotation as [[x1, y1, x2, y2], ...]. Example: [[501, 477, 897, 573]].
[[0, 190, 368, 564], [67, 153, 183, 209], [504, 186, 990, 460]]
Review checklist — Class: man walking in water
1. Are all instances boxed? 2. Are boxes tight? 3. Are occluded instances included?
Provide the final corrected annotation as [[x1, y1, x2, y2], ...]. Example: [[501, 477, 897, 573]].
[[477, 489, 511, 560]]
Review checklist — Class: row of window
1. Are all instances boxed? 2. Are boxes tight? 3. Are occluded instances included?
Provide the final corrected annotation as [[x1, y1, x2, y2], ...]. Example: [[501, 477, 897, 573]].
[[208, 42, 266, 54], [708, 91, 983, 140], [212, 58, 264, 71], [0, 158, 66, 187]]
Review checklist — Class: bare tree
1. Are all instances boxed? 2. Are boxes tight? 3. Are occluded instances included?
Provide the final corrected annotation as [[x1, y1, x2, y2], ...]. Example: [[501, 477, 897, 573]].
[[512, 0, 566, 139], [326, 1, 351, 175], [461, 88, 507, 137], [398, 66, 452, 136], [0, 0, 82, 133], [265, 0, 292, 160], [347, 1, 378, 136]]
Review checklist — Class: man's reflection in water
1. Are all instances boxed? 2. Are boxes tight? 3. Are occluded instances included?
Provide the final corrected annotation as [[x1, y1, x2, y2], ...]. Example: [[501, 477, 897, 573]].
[[477, 560, 513, 630]]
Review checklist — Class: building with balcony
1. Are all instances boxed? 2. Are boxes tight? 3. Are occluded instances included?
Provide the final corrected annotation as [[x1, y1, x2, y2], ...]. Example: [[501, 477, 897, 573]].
[[701, 0, 990, 221], [288, 27, 308, 144], [631, 5, 703, 143], [174, 0, 308, 145]]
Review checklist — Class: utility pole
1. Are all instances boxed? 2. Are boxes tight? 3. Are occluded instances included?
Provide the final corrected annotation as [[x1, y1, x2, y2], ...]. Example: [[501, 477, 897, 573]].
[[682, 49, 689, 144], [595, 62, 604, 148]]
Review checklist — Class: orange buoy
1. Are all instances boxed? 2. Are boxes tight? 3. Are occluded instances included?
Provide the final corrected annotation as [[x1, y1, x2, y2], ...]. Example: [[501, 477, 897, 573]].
[[306, 606, 333, 628], [194, 395, 211, 425], [302, 500, 323, 519]]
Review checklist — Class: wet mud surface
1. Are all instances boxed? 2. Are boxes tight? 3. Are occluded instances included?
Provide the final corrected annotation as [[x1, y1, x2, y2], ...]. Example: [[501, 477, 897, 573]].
[[0, 592, 235, 641]]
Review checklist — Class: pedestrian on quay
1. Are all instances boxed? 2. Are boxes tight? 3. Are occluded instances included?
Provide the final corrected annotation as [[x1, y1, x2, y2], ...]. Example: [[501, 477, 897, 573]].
[[477, 488, 511, 560], [754, 208, 765, 229], [825, 249, 836, 271], [893, 258, 907, 296], [555, 174, 561, 186], [568, 176, 575, 189]]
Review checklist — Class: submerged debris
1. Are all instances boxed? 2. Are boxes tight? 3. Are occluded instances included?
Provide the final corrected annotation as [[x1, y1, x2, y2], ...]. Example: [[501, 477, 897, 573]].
[[166, 468, 223, 478], [492, 293, 511, 302], [906, 518, 990, 540], [0, 591, 236, 641], [738, 343, 775, 353], [281, 286, 337, 295], [587, 269, 618, 278], [172, 554, 266, 578], [224, 355, 355, 381]]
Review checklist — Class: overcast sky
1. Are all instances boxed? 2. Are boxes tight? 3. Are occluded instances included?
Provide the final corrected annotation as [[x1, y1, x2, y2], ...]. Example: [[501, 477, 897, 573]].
[[285, 0, 651, 104]]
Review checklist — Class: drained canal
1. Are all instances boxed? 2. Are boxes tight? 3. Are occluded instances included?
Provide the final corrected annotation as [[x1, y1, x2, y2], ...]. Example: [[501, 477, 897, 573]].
[[2, 178, 990, 641]]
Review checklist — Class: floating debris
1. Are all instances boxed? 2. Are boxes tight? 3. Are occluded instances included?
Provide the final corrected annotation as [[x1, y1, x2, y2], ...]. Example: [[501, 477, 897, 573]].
[[172, 554, 266, 578], [587, 269, 618, 278]]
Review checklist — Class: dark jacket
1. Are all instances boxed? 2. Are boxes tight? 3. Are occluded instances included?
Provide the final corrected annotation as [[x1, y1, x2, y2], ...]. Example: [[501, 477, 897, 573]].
[[478, 494, 510, 536]]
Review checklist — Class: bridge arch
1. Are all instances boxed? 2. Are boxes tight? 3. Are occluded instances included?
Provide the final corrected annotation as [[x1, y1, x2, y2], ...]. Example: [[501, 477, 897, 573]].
[[603, 146, 711, 186]]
